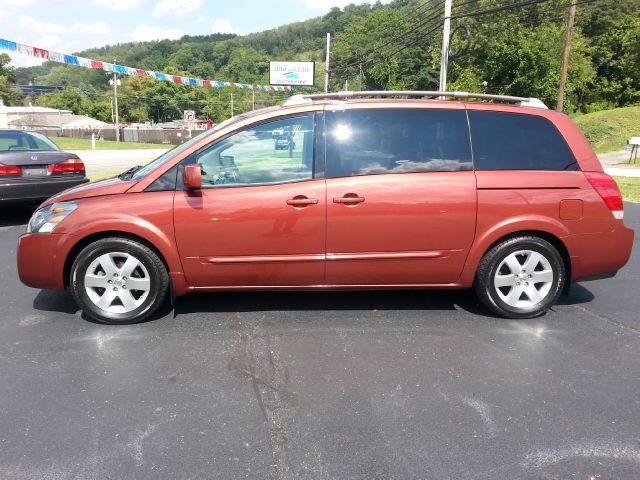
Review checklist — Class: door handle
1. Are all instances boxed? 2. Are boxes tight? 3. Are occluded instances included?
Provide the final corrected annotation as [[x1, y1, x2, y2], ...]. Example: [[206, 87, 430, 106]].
[[286, 196, 318, 206], [333, 194, 365, 205]]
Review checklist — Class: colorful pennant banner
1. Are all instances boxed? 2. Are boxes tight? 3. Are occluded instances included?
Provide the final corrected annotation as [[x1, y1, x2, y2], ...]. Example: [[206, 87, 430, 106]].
[[0, 38, 291, 92]]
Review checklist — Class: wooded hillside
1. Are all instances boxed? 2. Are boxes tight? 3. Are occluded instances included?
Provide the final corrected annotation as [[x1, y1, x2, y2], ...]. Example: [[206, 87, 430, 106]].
[[3, 0, 638, 123]]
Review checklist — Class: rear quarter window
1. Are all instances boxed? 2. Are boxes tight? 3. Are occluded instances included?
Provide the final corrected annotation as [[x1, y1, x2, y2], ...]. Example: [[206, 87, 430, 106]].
[[469, 111, 578, 171]]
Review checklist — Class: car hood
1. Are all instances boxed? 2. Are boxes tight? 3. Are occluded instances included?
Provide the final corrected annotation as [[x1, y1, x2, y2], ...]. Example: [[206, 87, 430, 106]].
[[40, 176, 136, 207]]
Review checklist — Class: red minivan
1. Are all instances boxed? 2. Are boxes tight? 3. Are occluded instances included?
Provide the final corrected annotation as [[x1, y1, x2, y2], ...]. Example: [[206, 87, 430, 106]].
[[16, 91, 634, 324]]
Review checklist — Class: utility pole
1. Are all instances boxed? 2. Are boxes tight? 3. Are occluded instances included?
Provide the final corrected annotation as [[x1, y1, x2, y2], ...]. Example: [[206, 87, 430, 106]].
[[110, 70, 120, 142], [230, 93, 234, 117], [439, 0, 453, 93], [252, 88, 255, 110], [556, 0, 577, 112], [324, 32, 331, 93]]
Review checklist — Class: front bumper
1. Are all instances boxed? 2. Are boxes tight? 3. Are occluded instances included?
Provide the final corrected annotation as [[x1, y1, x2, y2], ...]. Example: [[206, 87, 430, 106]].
[[1, 176, 88, 203], [17, 232, 78, 291]]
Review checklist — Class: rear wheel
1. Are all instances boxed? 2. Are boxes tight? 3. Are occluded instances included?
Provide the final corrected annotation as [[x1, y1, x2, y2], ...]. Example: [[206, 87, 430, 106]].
[[70, 238, 169, 324], [474, 236, 565, 319]]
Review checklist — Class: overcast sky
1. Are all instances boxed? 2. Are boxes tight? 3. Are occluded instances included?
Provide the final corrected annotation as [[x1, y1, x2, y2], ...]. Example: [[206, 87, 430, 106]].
[[1, 0, 374, 68]]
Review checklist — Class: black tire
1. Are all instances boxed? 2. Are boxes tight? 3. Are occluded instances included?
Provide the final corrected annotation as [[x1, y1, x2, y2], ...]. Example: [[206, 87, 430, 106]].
[[70, 237, 169, 324], [474, 236, 565, 319]]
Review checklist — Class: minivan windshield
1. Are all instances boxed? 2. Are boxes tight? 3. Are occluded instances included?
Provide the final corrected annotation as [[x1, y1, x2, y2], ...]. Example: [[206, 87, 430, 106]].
[[130, 106, 282, 181]]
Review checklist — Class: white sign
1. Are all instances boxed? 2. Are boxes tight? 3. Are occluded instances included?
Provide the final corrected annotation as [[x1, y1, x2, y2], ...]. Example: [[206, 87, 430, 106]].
[[269, 61, 315, 87], [629, 137, 640, 146], [183, 110, 196, 122]]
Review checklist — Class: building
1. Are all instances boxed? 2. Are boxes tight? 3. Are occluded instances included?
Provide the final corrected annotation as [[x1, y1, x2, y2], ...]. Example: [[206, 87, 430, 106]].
[[0, 103, 106, 129]]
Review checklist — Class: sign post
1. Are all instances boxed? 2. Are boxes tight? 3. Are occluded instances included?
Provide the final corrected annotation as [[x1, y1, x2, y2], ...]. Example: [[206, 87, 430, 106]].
[[183, 110, 195, 139], [629, 137, 640, 163]]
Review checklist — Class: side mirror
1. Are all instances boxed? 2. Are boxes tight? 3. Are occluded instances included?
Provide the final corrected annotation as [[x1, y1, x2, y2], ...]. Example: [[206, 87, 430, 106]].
[[183, 164, 202, 190]]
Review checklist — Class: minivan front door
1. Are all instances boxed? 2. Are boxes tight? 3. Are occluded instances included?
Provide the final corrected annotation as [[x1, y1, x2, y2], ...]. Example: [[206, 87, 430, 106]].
[[173, 113, 326, 288], [324, 107, 477, 286]]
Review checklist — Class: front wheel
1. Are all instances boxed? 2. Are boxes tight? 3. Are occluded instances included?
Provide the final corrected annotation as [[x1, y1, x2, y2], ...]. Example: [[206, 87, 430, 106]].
[[70, 238, 169, 324], [474, 236, 565, 319]]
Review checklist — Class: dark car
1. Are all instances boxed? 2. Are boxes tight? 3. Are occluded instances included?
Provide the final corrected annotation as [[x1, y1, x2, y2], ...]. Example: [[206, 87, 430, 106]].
[[0, 129, 88, 204]]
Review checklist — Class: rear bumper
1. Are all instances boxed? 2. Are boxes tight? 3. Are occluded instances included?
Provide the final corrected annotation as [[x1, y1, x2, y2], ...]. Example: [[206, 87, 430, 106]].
[[565, 224, 635, 281], [17, 232, 77, 291], [1, 176, 88, 203]]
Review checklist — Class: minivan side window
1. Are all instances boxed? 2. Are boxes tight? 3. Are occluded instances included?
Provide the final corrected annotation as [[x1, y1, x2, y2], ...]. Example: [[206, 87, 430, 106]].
[[469, 111, 578, 171], [189, 114, 315, 187], [325, 108, 472, 178]]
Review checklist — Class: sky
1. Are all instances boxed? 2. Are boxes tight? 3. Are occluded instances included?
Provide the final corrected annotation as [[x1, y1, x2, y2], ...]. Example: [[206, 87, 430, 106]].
[[1, 0, 373, 68]]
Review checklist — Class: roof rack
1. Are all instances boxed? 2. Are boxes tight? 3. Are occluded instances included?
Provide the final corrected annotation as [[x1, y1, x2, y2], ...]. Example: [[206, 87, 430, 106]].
[[283, 90, 547, 109]]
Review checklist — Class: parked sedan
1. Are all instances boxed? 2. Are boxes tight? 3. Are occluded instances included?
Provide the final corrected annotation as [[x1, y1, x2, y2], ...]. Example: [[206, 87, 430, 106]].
[[0, 130, 88, 204]]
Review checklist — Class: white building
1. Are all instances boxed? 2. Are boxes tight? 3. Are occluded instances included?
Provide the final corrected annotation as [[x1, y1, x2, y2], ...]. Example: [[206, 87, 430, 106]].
[[0, 103, 106, 129]]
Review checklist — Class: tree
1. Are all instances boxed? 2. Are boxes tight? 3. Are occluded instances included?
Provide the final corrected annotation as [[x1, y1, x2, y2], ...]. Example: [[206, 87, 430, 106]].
[[34, 89, 86, 114], [0, 53, 21, 105], [85, 102, 112, 122], [7, 0, 640, 114]]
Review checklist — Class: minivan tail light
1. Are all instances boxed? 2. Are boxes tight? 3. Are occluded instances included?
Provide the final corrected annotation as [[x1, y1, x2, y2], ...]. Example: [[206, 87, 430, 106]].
[[48, 158, 85, 174], [0, 163, 22, 175], [584, 172, 624, 220]]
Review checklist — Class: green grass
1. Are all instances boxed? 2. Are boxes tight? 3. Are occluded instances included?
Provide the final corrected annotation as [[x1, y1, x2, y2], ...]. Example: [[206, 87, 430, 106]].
[[614, 176, 640, 203], [574, 106, 640, 154], [52, 137, 169, 151], [88, 171, 121, 182]]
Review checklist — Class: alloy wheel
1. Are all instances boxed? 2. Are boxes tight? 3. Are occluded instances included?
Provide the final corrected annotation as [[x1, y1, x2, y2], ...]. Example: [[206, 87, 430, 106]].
[[493, 249, 554, 309]]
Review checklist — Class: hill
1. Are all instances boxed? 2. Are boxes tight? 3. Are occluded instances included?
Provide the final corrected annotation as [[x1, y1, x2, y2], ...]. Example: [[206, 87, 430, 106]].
[[4, 0, 640, 124], [574, 106, 640, 153]]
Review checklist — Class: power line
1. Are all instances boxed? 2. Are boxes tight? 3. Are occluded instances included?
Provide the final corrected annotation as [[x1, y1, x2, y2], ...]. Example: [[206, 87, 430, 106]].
[[332, 14, 446, 72], [470, 0, 603, 22], [451, 0, 554, 19], [452, 0, 512, 12], [334, 0, 574, 75], [331, 0, 446, 72], [465, 0, 607, 34], [383, 23, 444, 61]]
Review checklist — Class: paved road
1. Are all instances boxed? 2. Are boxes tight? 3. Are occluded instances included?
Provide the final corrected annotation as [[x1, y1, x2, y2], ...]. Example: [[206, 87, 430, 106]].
[[0, 204, 639, 479], [598, 150, 636, 166], [70, 149, 169, 175], [605, 167, 640, 178]]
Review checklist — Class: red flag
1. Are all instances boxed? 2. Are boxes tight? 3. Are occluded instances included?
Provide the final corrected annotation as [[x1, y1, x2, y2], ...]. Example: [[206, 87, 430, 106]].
[[90, 60, 103, 69], [33, 48, 49, 59]]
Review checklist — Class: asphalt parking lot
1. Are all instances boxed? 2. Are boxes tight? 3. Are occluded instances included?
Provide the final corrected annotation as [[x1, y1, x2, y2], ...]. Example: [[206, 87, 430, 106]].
[[1, 204, 639, 480]]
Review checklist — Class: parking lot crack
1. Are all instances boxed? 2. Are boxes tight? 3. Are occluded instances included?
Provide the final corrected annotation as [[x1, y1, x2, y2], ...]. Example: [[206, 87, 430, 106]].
[[228, 312, 298, 480], [570, 304, 640, 335]]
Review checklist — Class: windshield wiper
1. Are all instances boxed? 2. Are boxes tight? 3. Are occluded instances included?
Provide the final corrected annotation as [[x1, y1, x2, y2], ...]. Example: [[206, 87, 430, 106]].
[[119, 165, 144, 180]]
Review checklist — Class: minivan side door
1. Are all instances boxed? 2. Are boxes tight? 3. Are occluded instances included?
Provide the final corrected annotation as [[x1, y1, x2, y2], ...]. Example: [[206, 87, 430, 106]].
[[324, 106, 477, 286], [173, 113, 326, 288]]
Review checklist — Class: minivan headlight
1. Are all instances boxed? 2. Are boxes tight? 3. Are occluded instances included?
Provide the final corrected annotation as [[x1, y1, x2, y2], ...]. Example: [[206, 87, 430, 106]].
[[27, 202, 78, 233]]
